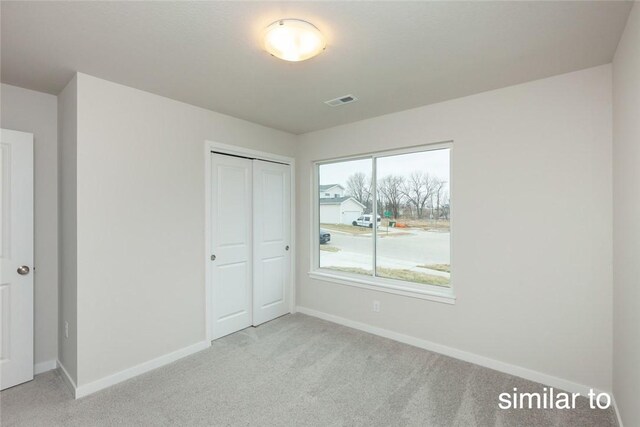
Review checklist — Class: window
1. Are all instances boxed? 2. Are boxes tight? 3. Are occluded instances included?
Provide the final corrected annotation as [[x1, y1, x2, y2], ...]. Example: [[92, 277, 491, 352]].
[[313, 143, 453, 302]]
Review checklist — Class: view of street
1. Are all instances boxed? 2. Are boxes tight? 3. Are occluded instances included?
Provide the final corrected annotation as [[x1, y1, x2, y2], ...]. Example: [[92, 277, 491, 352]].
[[318, 148, 451, 287], [320, 224, 450, 287]]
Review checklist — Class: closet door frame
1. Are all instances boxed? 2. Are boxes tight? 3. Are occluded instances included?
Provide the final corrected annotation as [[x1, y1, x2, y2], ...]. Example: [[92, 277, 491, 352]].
[[204, 141, 296, 342]]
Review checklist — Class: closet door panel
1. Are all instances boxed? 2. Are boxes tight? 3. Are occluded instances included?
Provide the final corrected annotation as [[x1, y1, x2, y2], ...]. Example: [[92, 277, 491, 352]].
[[210, 154, 253, 339], [253, 160, 291, 326]]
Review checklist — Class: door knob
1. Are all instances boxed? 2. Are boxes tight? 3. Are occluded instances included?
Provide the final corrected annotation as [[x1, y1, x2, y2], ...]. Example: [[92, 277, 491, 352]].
[[210, 255, 216, 261], [17, 266, 30, 275], [285, 245, 290, 251]]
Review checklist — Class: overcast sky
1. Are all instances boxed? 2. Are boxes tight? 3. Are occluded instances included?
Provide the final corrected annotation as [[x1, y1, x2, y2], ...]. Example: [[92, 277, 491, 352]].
[[319, 148, 450, 191]]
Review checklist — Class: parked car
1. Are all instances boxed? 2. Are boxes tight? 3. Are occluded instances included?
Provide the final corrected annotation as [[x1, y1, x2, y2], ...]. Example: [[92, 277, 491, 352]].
[[352, 214, 381, 228], [320, 228, 331, 244]]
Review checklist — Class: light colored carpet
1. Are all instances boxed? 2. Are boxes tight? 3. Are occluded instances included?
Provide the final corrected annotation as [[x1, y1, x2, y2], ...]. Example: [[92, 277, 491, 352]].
[[0, 313, 617, 426]]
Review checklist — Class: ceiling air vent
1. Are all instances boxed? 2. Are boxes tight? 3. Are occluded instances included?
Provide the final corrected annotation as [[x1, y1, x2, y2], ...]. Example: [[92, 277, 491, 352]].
[[324, 94, 358, 107]]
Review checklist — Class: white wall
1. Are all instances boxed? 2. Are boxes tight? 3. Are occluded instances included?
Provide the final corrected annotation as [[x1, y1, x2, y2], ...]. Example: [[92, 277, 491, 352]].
[[58, 76, 78, 382], [70, 73, 296, 386], [612, 4, 640, 425], [0, 84, 59, 369], [296, 65, 613, 392]]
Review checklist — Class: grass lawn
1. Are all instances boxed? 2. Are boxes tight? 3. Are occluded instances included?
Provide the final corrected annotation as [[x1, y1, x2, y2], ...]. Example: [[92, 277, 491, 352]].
[[422, 220, 450, 231], [377, 231, 412, 237], [321, 223, 412, 237], [326, 266, 450, 287], [320, 245, 340, 252], [321, 223, 372, 235], [418, 263, 451, 273], [390, 219, 450, 231]]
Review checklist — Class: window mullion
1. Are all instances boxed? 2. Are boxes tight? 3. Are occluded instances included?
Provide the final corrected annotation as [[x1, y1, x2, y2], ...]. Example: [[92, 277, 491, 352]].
[[316, 164, 320, 270]]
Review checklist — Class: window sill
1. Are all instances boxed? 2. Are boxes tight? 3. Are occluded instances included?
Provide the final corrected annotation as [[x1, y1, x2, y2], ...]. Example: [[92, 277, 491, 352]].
[[308, 270, 456, 304]]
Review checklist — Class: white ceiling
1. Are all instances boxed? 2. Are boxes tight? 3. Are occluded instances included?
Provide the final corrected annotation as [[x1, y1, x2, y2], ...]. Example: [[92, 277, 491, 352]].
[[1, 1, 633, 134]]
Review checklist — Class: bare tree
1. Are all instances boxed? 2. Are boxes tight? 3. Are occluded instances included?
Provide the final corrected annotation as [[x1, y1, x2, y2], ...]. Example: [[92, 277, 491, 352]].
[[402, 172, 434, 219], [378, 175, 405, 219], [440, 200, 450, 220], [432, 178, 447, 221], [345, 172, 371, 209]]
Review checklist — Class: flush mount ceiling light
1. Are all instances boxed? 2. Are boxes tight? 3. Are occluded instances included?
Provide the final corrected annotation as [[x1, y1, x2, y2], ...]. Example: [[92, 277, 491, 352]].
[[263, 19, 326, 62]]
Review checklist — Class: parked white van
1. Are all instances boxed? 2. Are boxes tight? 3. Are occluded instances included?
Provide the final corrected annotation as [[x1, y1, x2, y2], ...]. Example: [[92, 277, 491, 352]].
[[352, 214, 381, 228]]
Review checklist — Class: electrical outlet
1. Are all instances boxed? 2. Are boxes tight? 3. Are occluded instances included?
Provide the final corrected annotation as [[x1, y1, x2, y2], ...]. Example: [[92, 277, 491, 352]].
[[64, 321, 69, 338], [373, 300, 381, 313]]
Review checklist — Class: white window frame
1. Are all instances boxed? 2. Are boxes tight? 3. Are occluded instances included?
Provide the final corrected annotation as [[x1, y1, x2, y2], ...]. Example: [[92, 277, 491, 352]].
[[309, 141, 455, 304]]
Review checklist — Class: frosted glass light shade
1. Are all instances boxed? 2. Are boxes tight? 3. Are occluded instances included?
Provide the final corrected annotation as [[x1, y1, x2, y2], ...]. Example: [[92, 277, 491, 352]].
[[263, 19, 326, 62]]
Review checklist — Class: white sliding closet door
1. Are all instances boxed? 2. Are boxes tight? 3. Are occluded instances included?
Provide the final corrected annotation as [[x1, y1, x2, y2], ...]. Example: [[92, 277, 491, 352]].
[[252, 160, 291, 326], [210, 154, 253, 340]]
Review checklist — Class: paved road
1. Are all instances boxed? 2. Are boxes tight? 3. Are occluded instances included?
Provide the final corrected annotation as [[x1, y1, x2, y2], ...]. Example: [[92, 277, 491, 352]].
[[320, 227, 450, 273]]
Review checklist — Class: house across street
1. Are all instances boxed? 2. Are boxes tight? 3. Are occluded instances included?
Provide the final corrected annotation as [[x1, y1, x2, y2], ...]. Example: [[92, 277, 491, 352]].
[[319, 184, 365, 225]]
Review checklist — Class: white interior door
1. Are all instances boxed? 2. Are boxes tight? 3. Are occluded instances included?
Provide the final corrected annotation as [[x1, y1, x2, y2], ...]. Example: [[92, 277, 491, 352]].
[[210, 153, 253, 340], [252, 160, 291, 326], [0, 129, 34, 390]]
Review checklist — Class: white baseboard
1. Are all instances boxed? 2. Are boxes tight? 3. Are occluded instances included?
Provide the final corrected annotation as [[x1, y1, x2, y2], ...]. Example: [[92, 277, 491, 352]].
[[57, 360, 77, 398], [296, 306, 611, 401], [34, 359, 58, 375], [612, 395, 624, 427], [56, 340, 210, 399], [74, 340, 211, 399]]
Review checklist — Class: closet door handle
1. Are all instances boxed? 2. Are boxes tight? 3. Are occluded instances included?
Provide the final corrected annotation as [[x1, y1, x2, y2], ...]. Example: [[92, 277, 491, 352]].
[[285, 246, 289, 251], [210, 254, 216, 261]]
